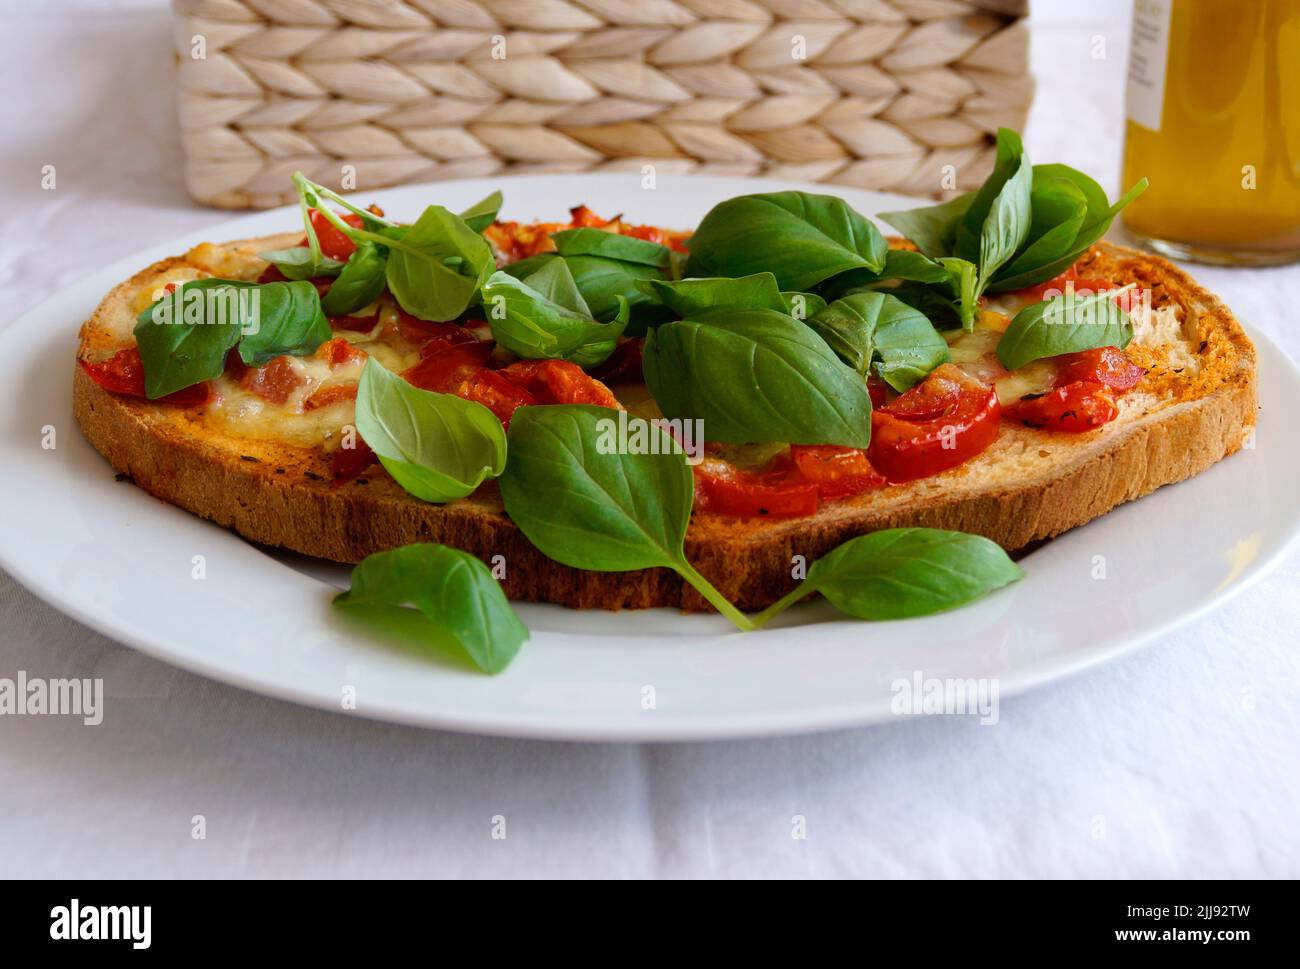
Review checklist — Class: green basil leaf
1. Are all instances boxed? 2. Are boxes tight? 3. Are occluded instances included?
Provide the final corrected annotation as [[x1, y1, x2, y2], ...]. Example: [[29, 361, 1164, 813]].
[[994, 173, 1088, 281], [996, 285, 1134, 370], [952, 128, 1026, 263], [801, 528, 1022, 620], [499, 404, 691, 572], [334, 544, 527, 675], [384, 204, 494, 322], [133, 280, 249, 398], [644, 308, 873, 447], [990, 170, 1148, 292], [781, 290, 827, 321], [523, 256, 591, 316], [353, 359, 506, 503], [550, 228, 672, 268], [320, 241, 388, 317], [460, 190, 503, 233], [977, 148, 1033, 284], [938, 257, 979, 330], [503, 252, 666, 327], [481, 270, 625, 367], [258, 247, 345, 280], [876, 193, 973, 260], [809, 292, 949, 390], [236, 280, 332, 366], [684, 191, 888, 290], [637, 273, 787, 315]]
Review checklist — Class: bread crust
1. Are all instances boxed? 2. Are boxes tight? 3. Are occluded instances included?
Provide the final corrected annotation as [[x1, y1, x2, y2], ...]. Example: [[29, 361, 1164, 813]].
[[74, 240, 1256, 611]]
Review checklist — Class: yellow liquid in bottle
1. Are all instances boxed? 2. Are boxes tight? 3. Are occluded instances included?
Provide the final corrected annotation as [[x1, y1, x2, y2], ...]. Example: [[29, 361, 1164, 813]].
[[1121, 0, 1300, 264]]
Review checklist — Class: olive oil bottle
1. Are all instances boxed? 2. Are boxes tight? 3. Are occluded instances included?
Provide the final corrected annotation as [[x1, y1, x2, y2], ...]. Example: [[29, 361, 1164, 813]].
[[1121, 0, 1300, 265]]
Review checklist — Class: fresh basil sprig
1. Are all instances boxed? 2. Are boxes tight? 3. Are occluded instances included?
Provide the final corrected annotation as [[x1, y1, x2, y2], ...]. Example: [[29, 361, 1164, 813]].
[[134, 278, 330, 398], [685, 191, 889, 291], [353, 359, 507, 503], [996, 284, 1134, 370], [499, 404, 756, 630], [504, 252, 668, 327], [807, 291, 950, 391], [320, 241, 387, 318], [551, 228, 673, 268], [754, 528, 1023, 626], [644, 308, 874, 448], [334, 544, 528, 674], [878, 128, 1148, 306], [481, 262, 627, 368], [637, 273, 788, 316]]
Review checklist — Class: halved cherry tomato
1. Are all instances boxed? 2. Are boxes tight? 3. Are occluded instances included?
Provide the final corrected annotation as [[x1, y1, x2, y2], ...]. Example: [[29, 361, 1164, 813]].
[[868, 364, 1001, 483], [1004, 380, 1118, 432], [457, 370, 537, 427], [314, 337, 367, 369], [307, 210, 364, 261], [1055, 346, 1145, 391], [332, 440, 376, 482], [498, 359, 620, 409], [788, 445, 886, 499], [240, 356, 304, 405], [693, 460, 819, 519], [79, 347, 210, 407], [304, 384, 357, 411], [403, 342, 494, 393]]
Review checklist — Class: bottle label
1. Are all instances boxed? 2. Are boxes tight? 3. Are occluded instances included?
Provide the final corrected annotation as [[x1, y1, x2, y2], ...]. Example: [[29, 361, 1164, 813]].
[[1127, 0, 1172, 131]]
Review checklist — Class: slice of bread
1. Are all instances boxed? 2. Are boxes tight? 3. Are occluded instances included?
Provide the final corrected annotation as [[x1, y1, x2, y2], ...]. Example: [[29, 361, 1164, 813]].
[[73, 236, 1256, 611]]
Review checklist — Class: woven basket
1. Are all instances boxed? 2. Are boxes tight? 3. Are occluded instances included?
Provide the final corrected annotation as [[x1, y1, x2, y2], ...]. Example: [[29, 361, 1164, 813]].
[[172, 0, 1033, 209]]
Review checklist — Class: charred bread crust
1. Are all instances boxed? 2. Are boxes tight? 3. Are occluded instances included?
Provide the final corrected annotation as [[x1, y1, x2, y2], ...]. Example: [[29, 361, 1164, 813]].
[[73, 241, 1256, 612]]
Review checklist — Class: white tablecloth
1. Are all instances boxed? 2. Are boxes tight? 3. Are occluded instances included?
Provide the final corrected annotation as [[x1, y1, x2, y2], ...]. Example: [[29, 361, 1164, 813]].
[[2, 0, 1297, 878]]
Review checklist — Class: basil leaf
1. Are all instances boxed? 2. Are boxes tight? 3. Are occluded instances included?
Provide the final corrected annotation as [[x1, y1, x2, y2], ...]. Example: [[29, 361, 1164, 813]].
[[993, 173, 1088, 283], [876, 194, 973, 260], [236, 281, 332, 366], [952, 128, 1027, 263], [503, 252, 666, 327], [808, 292, 949, 391], [460, 190, 503, 233], [384, 204, 494, 322], [334, 544, 527, 674], [781, 290, 827, 321], [644, 308, 873, 447], [802, 528, 1022, 620], [499, 405, 755, 628], [684, 191, 889, 290], [996, 285, 1134, 370], [637, 273, 787, 316], [134, 280, 248, 398], [550, 228, 672, 268], [523, 256, 590, 316], [353, 359, 506, 503], [481, 270, 625, 368], [500, 404, 690, 572], [978, 148, 1033, 284], [989, 172, 1148, 293], [320, 241, 388, 317], [258, 247, 345, 280], [939, 256, 979, 330]]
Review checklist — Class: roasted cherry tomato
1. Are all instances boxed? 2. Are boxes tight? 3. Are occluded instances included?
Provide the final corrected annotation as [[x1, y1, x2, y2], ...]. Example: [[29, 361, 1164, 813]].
[[1004, 381, 1118, 432], [304, 384, 357, 411], [240, 356, 304, 405], [307, 210, 364, 261], [331, 440, 376, 482], [396, 311, 480, 348], [403, 342, 494, 393], [457, 369, 537, 427], [589, 338, 644, 384], [497, 359, 620, 409], [314, 337, 367, 369], [330, 313, 379, 333], [693, 460, 820, 519], [788, 445, 886, 499], [868, 364, 1001, 483], [1055, 346, 1145, 391], [79, 347, 210, 407]]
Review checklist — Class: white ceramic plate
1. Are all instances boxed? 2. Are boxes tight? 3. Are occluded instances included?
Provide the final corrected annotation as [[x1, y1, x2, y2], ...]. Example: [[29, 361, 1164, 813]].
[[1, 174, 1296, 741]]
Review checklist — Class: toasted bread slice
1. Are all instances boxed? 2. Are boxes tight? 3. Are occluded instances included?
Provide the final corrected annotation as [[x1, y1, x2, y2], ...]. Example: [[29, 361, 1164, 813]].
[[74, 237, 1256, 611]]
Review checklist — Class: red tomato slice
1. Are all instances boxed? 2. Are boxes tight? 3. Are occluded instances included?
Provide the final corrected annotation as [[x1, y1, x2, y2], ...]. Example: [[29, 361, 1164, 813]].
[[788, 445, 886, 499], [397, 311, 480, 348], [1055, 346, 1145, 391], [80, 348, 210, 407], [332, 440, 376, 482], [240, 356, 304, 405], [868, 364, 1001, 483], [693, 461, 820, 519], [1004, 381, 1118, 432], [497, 359, 620, 409], [403, 342, 494, 393], [307, 210, 364, 261], [456, 370, 537, 427], [314, 337, 367, 369]]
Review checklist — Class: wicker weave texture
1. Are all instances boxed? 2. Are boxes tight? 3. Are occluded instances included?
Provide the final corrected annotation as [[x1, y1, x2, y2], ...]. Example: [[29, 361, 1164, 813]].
[[173, 0, 1033, 209]]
